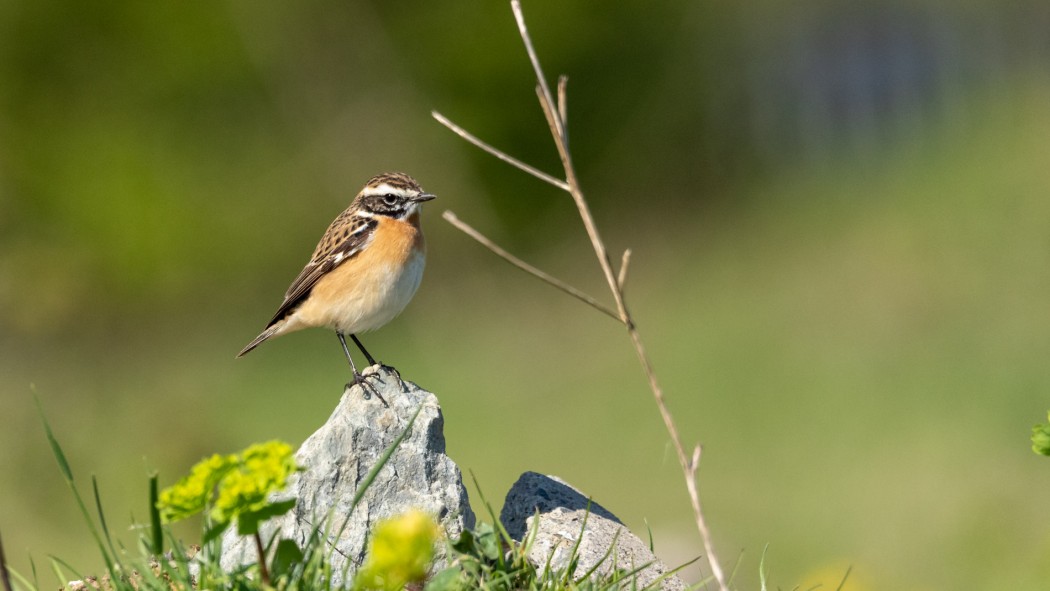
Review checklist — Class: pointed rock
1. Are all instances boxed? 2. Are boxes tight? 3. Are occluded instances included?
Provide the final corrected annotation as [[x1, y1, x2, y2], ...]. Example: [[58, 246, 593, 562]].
[[220, 366, 475, 582]]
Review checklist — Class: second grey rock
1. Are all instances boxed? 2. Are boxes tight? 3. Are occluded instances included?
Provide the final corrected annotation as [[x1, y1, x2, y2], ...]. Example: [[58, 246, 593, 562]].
[[500, 472, 686, 591]]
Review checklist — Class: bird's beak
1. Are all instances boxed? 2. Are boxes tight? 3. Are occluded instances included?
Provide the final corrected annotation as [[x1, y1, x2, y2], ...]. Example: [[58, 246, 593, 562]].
[[412, 193, 437, 203]]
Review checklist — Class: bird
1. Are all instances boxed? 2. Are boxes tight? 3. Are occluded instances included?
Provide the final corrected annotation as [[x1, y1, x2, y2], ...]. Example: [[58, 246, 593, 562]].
[[237, 172, 435, 392]]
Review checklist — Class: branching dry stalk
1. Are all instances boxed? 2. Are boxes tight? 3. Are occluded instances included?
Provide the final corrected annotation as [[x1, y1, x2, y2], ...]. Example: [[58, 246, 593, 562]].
[[433, 2, 729, 589], [443, 211, 619, 321]]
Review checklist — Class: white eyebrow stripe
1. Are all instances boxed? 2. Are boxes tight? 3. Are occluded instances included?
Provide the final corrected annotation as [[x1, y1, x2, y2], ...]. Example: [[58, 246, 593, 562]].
[[361, 183, 411, 197]]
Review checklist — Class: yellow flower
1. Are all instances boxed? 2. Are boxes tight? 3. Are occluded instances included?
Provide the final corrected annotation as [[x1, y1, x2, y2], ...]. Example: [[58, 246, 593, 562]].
[[157, 440, 299, 529], [211, 441, 298, 525], [354, 510, 440, 591], [158, 453, 236, 523]]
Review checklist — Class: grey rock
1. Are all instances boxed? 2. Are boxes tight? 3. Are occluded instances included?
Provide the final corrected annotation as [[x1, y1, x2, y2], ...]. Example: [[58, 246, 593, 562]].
[[500, 472, 686, 591], [220, 366, 475, 581], [499, 472, 621, 540]]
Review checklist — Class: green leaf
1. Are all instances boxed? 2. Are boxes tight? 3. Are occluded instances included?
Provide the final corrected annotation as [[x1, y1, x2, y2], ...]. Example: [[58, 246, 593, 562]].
[[450, 529, 476, 555], [1032, 417, 1050, 456], [424, 566, 464, 591], [475, 525, 500, 561], [270, 538, 304, 579], [202, 520, 230, 545], [236, 499, 296, 536]]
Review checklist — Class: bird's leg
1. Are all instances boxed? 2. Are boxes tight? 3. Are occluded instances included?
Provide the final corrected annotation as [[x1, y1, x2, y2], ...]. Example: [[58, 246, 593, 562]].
[[337, 332, 384, 402], [350, 334, 404, 390], [349, 333, 378, 366]]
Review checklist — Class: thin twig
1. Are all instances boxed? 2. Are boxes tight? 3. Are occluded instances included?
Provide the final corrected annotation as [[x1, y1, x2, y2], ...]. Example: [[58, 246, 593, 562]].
[[626, 328, 726, 588], [557, 76, 569, 149], [532, 86, 624, 323], [617, 249, 632, 291], [512, 0, 565, 141], [431, 111, 569, 192], [443, 211, 619, 321]]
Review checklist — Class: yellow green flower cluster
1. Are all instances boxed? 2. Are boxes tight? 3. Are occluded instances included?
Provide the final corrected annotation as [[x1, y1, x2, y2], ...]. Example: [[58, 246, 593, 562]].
[[157, 440, 300, 527], [158, 452, 236, 523], [212, 441, 299, 525], [354, 509, 440, 591], [1033, 411, 1050, 456]]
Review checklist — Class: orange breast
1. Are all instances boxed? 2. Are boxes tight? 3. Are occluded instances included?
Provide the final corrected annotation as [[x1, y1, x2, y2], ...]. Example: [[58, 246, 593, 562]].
[[290, 216, 426, 334]]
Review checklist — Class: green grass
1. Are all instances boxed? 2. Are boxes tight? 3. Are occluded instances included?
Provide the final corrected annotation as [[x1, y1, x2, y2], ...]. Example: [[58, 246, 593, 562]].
[[0, 409, 704, 591]]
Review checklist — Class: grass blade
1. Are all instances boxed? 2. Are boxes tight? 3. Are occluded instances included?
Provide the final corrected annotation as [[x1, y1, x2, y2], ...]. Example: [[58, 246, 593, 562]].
[[34, 397, 116, 579], [350, 403, 423, 510], [835, 564, 853, 591], [92, 477, 119, 563], [759, 543, 769, 591], [8, 567, 36, 591], [465, 471, 512, 571], [725, 548, 745, 587], [46, 556, 76, 588], [651, 558, 701, 587], [34, 397, 72, 483], [0, 529, 13, 591], [604, 556, 657, 589], [325, 403, 424, 566], [148, 474, 163, 556], [559, 501, 591, 583], [576, 526, 620, 582]]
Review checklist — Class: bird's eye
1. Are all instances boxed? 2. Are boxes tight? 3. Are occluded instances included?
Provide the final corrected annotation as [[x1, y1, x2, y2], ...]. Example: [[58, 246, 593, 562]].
[[382, 194, 398, 206]]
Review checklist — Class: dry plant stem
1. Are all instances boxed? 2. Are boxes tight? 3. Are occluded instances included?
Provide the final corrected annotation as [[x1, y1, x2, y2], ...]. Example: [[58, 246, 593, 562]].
[[557, 75, 569, 148], [443, 211, 619, 321], [519, 2, 729, 588], [437, 2, 727, 588], [431, 111, 569, 192], [617, 249, 632, 291], [626, 321, 727, 590], [534, 86, 626, 322]]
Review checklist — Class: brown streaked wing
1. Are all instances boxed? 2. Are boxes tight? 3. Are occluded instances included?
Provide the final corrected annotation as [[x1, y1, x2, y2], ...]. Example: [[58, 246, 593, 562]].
[[264, 215, 378, 327]]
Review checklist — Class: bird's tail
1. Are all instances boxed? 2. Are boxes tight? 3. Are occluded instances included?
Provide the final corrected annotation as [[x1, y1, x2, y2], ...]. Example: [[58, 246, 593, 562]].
[[236, 323, 282, 358]]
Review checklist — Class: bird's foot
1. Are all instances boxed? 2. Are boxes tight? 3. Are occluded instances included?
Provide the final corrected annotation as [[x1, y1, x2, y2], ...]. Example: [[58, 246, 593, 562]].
[[346, 371, 387, 406], [368, 362, 406, 392]]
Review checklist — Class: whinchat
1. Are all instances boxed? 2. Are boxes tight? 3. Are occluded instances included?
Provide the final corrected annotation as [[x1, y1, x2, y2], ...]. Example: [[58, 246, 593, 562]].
[[238, 172, 435, 391]]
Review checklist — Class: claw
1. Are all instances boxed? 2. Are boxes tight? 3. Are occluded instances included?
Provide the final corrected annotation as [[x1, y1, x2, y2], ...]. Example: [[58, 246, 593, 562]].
[[377, 363, 407, 392], [347, 371, 387, 406]]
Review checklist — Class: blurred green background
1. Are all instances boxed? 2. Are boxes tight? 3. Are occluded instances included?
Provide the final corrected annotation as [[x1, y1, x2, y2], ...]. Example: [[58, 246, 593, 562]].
[[2, 0, 1049, 589]]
